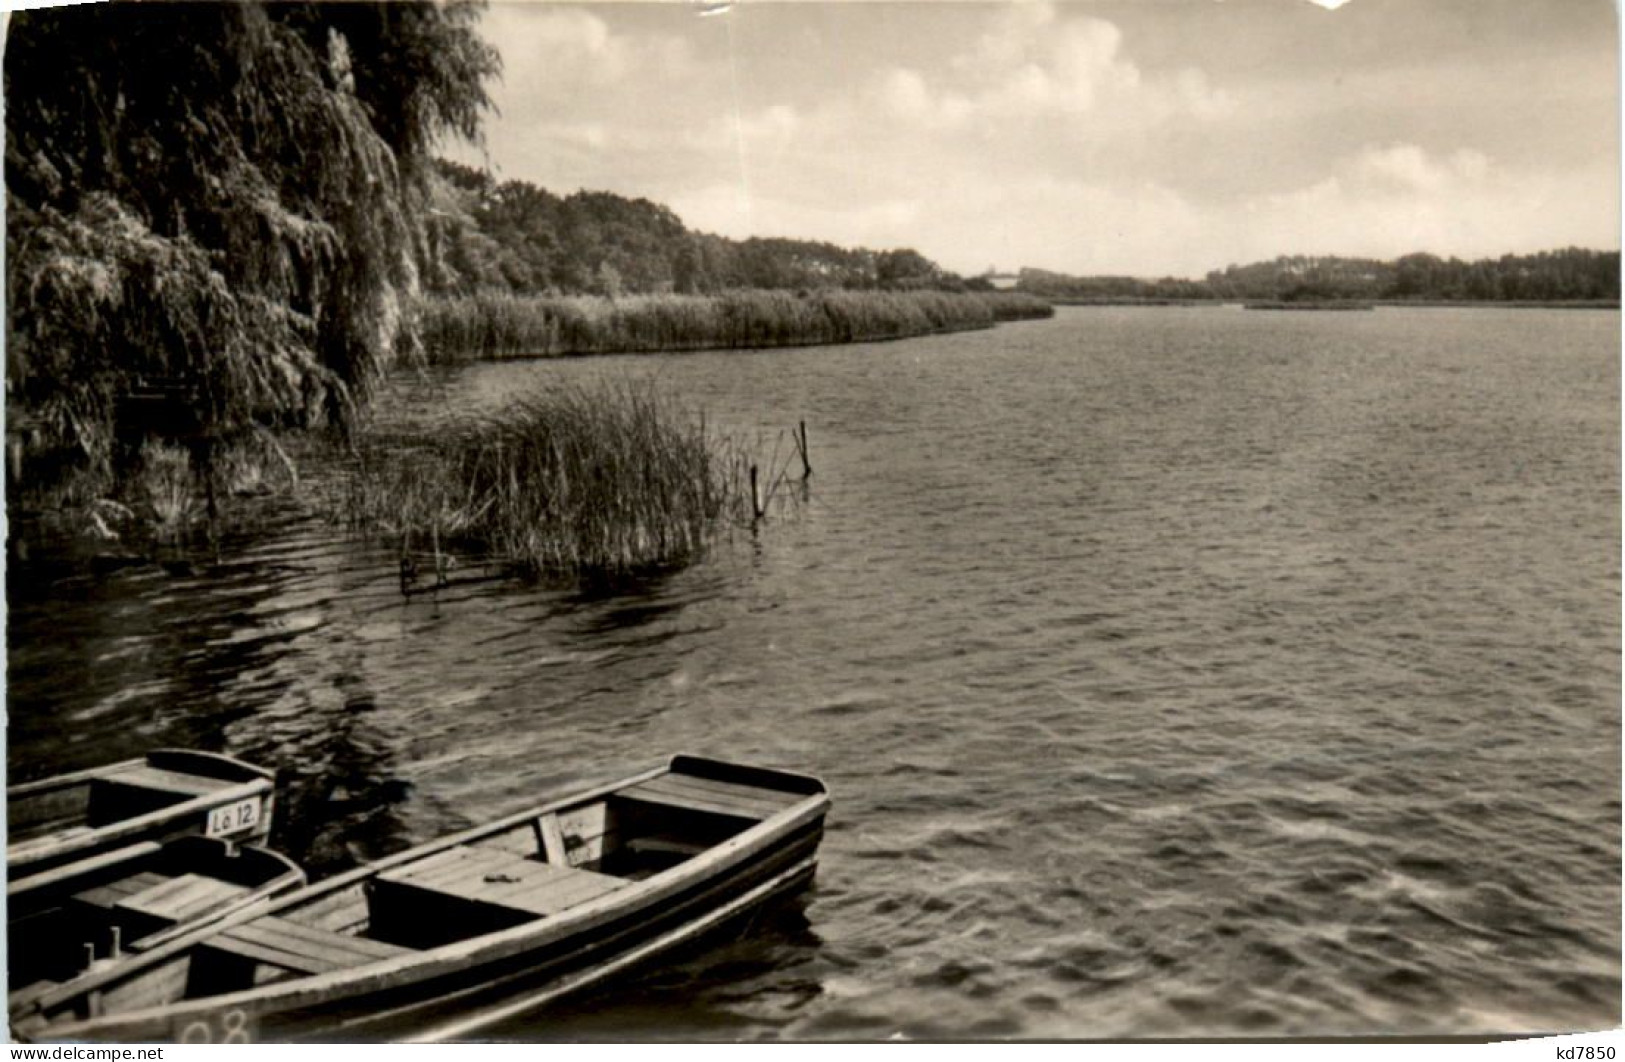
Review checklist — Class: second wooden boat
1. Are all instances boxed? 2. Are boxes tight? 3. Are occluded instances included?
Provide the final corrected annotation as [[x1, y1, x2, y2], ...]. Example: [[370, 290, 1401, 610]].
[[16, 755, 830, 1043], [9, 750, 278, 884]]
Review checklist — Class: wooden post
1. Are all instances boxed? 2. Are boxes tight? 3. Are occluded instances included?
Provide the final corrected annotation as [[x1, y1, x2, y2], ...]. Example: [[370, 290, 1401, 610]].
[[797, 420, 812, 480], [750, 464, 764, 521], [431, 522, 449, 589], [399, 530, 417, 597]]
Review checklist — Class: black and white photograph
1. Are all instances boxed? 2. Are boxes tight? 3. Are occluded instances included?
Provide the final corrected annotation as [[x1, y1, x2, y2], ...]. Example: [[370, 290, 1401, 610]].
[[3, 0, 1620, 1045]]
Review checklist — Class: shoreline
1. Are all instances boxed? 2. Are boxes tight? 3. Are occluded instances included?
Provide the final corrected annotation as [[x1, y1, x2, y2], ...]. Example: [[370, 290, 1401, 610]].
[[1046, 297, 1621, 310], [416, 290, 1055, 365]]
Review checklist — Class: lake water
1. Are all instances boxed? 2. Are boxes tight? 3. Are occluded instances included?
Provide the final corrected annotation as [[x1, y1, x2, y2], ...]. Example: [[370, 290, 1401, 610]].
[[8, 306, 1620, 1038]]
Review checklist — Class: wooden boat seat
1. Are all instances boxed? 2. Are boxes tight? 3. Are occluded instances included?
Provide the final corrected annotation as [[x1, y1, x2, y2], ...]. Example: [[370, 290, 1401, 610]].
[[207, 916, 412, 976], [366, 845, 626, 948], [71, 871, 170, 911], [114, 873, 249, 925], [375, 845, 625, 918], [617, 772, 801, 822]]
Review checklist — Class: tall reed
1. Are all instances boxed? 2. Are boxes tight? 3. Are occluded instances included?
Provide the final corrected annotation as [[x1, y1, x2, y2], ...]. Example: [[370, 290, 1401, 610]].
[[342, 382, 758, 576], [415, 289, 1053, 363]]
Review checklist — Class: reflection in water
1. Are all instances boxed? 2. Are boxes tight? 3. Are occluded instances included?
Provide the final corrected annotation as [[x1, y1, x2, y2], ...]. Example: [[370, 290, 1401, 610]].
[[567, 569, 691, 635], [242, 661, 417, 876], [7, 512, 418, 874]]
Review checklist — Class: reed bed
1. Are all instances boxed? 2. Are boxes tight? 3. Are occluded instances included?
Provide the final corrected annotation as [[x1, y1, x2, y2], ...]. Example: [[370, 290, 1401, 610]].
[[341, 382, 766, 577], [416, 290, 1053, 363], [979, 291, 1055, 321]]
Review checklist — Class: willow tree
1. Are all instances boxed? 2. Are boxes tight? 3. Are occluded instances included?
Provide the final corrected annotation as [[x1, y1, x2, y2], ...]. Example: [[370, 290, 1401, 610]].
[[4, 1, 499, 488]]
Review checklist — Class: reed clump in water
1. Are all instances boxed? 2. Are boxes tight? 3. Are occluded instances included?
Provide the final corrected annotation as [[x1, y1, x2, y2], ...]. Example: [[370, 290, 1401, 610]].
[[416, 290, 1054, 363], [343, 383, 758, 576]]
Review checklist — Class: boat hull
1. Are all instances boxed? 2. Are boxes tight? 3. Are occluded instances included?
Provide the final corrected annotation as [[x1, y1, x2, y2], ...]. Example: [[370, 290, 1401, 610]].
[[25, 761, 827, 1044]]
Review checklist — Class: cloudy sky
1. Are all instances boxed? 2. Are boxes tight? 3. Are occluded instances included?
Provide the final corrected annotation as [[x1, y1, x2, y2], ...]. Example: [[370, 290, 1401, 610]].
[[448, 0, 1620, 278]]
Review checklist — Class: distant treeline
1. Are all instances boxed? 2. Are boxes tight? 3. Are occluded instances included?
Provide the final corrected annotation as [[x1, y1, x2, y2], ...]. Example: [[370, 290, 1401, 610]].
[[425, 160, 976, 297], [1018, 249, 1621, 304]]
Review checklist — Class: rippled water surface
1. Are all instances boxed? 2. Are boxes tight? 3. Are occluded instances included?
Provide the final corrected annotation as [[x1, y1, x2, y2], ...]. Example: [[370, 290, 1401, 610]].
[[9, 306, 1621, 1038]]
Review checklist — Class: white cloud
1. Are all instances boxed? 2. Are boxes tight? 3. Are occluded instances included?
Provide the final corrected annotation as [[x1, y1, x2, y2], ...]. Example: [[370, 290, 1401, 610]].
[[683, 5, 1232, 200], [481, 6, 695, 92], [858, 10, 1214, 131], [672, 182, 926, 248], [1352, 143, 1491, 193], [664, 7, 1245, 268], [879, 69, 932, 120]]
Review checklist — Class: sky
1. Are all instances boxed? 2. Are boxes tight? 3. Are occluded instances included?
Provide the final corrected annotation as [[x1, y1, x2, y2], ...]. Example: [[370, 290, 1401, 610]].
[[447, 0, 1621, 278]]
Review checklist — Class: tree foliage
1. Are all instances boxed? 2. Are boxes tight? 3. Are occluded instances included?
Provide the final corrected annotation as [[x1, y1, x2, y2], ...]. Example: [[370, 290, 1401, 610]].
[[5, 1, 498, 480], [1016, 250, 1620, 303], [424, 161, 969, 298]]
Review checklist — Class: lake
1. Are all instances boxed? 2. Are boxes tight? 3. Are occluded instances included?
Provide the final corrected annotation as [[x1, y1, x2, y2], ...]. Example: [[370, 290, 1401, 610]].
[[8, 305, 1620, 1038]]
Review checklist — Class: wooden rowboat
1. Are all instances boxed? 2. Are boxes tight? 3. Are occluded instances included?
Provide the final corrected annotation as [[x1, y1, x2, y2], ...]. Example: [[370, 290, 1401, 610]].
[[9, 750, 278, 884], [9, 837, 307, 1017], [15, 755, 830, 1043]]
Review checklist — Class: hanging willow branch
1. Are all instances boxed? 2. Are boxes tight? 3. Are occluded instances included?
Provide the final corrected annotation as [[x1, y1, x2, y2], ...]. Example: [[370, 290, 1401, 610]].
[[4, 1, 499, 484]]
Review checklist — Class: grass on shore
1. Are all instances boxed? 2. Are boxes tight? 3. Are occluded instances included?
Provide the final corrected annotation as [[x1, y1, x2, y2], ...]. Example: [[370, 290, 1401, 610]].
[[416, 289, 1053, 363], [340, 381, 769, 577]]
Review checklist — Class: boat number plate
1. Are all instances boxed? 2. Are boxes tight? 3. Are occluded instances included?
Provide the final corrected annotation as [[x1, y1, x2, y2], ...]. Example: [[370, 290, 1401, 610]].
[[205, 798, 261, 838]]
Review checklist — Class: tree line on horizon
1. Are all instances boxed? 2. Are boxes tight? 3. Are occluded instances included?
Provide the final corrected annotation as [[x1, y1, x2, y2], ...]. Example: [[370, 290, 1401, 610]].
[[1017, 249, 1621, 303], [424, 159, 971, 298]]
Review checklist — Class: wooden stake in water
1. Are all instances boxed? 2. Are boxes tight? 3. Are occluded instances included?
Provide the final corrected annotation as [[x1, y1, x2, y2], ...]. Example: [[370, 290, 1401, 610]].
[[797, 420, 812, 480], [399, 532, 417, 597], [750, 464, 765, 521]]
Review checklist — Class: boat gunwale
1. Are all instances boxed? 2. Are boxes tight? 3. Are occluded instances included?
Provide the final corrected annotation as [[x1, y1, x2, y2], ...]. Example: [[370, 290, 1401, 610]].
[[7, 840, 166, 899], [8, 751, 274, 800], [28, 756, 829, 1036], [7, 757, 148, 799]]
